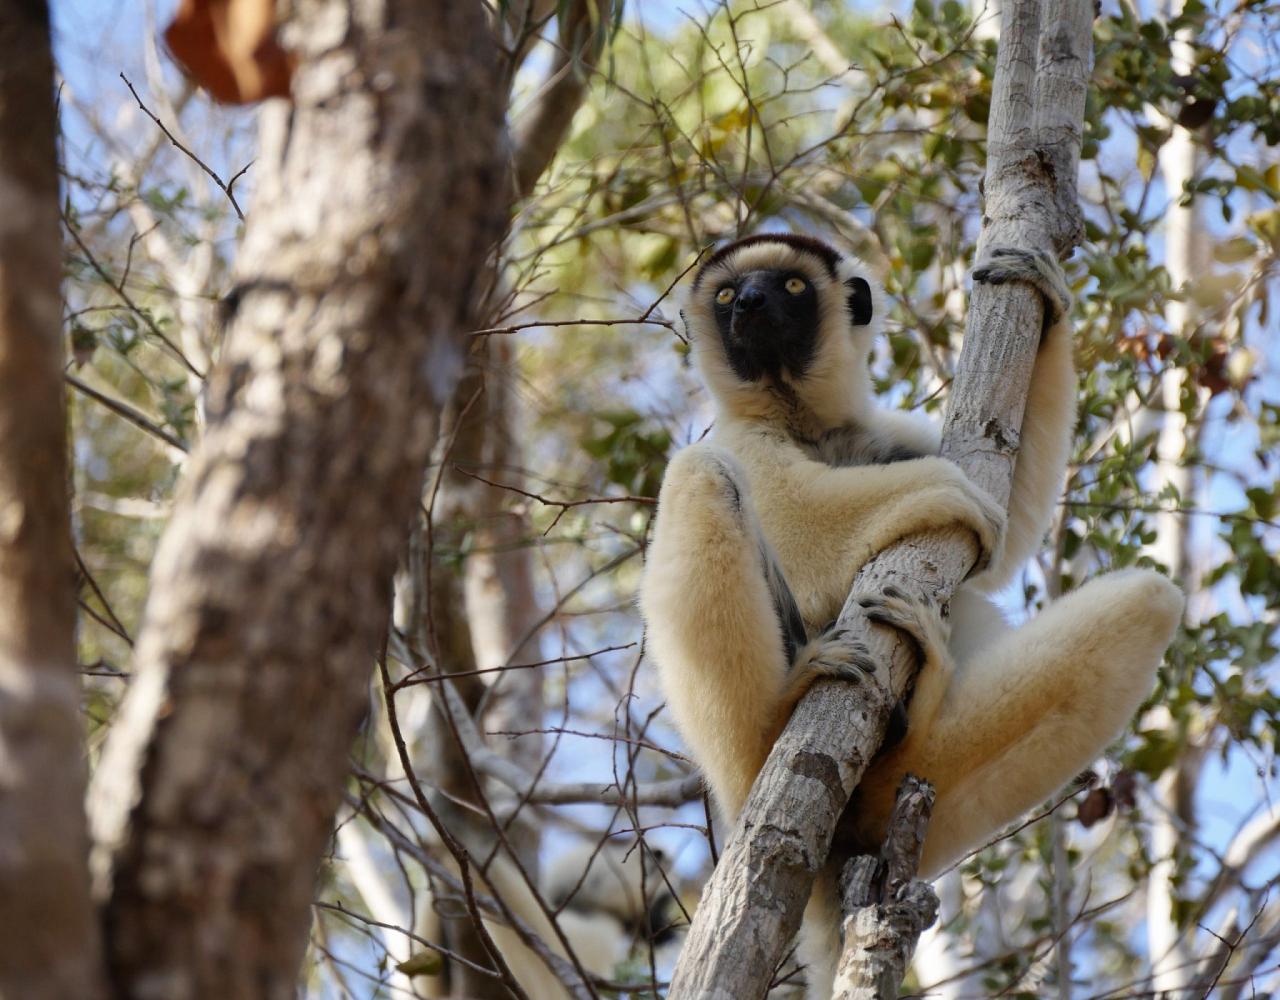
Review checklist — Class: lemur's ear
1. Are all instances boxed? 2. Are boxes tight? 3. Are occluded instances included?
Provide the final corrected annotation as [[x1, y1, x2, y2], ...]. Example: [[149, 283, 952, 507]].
[[846, 276, 874, 327]]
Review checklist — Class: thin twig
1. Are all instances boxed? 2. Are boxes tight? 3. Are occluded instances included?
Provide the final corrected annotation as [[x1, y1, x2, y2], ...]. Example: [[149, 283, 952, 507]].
[[120, 73, 246, 220], [73, 546, 133, 644], [470, 316, 683, 341], [452, 466, 654, 535], [65, 373, 188, 454], [63, 223, 205, 379]]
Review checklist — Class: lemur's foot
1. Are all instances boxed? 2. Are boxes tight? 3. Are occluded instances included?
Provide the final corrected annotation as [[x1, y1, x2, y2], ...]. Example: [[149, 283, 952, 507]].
[[857, 587, 954, 752], [972, 246, 1071, 332], [857, 585, 951, 661], [794, 625, 877, 681], [777, 627, 877, 725]]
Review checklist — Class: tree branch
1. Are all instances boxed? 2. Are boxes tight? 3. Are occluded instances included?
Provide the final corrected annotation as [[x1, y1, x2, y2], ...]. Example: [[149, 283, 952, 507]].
[[510, 0, 613, 197], [833, 776, 939, 999], [403, 648, 701, 808], [346, 793, 591, 999]]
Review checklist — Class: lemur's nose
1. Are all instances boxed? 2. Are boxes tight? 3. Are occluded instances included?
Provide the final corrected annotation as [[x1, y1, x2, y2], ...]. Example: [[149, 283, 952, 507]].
[[736, 286, 766, 311]]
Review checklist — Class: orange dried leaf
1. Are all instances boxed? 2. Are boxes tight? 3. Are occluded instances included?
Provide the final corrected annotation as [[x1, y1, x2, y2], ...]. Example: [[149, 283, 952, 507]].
[[164, 0, 293, 105]]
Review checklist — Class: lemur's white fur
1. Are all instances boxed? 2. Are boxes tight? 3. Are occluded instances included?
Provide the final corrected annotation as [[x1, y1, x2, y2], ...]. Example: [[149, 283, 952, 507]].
[[639, 236, 1183, 998]]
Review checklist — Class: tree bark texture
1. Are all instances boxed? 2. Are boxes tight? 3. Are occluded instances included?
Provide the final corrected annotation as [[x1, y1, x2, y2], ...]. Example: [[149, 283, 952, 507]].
[[86, 3, 508, 997], [832, 777, 938, 1000], [0, 3, 105, 997], [666, 0, 1093, 995]]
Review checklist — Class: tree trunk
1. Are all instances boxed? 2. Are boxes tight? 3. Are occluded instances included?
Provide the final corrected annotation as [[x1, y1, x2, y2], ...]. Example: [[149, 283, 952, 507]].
[[1146, 9, 1204, 992], [415, 412, 510, 998], [0, 4, 104, 997], [666, 0, 1092, 994], [429, 350, 547, 998], [85, 2, 507, 996], [407, 12, 608, 981]]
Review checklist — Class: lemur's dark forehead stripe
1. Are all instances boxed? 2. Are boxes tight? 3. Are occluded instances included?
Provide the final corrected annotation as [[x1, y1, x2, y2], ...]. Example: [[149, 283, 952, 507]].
[[692, 233, 843, 289]]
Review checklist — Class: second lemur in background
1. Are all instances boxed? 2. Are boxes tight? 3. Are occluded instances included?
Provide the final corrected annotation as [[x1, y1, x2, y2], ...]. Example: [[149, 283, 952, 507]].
[[639, 233, 1183, 999]]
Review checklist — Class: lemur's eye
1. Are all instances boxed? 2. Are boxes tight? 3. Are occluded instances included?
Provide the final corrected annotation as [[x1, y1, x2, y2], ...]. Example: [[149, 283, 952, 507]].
[[715, 286, 736, 305], [785, 277, 807, 295]]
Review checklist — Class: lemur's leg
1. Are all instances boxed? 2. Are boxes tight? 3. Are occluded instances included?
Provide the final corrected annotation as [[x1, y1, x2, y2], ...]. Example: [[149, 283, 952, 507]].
[[640, 444, 869, 821], [970, 246, 1077, 588], [854, 569, 1182, 878]]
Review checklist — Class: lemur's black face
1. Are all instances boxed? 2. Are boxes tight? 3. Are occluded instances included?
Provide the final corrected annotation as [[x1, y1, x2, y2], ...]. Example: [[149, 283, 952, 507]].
[[711, 268, 821, 383]]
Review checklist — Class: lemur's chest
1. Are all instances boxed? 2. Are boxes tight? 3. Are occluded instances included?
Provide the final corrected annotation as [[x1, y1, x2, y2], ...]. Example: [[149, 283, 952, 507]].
[[745, 471, 857, 627], [726, 427, 925, 630]]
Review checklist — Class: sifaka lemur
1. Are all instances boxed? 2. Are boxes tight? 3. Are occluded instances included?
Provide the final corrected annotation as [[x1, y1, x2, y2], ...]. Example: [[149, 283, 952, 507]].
[[638, 233, 1183, 998]]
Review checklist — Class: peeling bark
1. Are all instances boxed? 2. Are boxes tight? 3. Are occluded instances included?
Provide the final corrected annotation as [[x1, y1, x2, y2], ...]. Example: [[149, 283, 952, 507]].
[[0, 4, 104, 996], [666, 0, 1093, 995], [832, 777, 939, 1000], [85, 2, 507, 997]]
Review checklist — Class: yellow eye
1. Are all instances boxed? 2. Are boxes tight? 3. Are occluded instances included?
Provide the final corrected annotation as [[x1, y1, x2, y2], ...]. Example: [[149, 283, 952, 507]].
[[785, 277, 806, 295], [715, 286, 736, 305]]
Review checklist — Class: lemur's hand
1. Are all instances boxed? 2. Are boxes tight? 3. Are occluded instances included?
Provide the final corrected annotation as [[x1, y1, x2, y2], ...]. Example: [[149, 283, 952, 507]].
[[972, 246, 1072, 334], [857, 585, 952, 661], [938, 461, 1006, 575]]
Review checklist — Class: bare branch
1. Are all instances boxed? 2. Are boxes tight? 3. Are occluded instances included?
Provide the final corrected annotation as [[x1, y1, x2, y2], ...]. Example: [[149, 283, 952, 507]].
[[119, 73, 246, 220], [63, 221, 205, 379], [833, 777, 939, 999], [393, 645, 700, 808], [511, 0, 614, 197], [65, 373, 189, 456]]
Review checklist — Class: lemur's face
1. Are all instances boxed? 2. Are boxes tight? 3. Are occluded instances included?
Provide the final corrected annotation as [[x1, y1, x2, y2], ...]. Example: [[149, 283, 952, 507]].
[[711, 267, 822, 382], [687, 234, 879, 390]]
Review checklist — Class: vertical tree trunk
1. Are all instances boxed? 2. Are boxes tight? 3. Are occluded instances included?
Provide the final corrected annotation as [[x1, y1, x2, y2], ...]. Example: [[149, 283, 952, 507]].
[[415, 416, 510, 998], [461, 342, 544, 775], [1147, 10, 1204, 992], [429, 354, 546, 998], [86, 2, 507, 996], [0, 4, 104, 997], [407, 14, 606, 981]]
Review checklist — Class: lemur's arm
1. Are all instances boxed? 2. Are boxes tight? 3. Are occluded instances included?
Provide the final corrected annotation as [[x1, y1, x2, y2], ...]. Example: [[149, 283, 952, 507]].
[[967, 247, 1077, 588], [797, 454, 1007, 574]]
